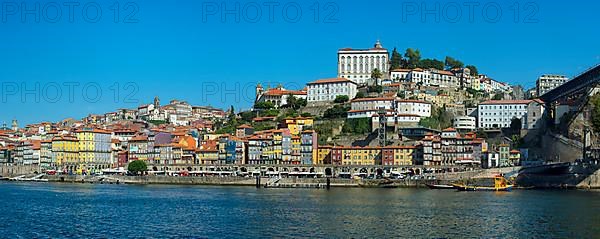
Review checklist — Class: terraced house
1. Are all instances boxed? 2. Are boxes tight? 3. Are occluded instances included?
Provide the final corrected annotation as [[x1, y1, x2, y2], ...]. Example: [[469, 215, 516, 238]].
[[52, 135, 79, 172], [76, 128, 112, 172], [335, 146, 382, 165], [382, 146, 417, 166]]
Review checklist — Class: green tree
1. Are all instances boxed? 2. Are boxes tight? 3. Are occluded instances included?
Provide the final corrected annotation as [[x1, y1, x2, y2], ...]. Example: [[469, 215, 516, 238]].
[[284, 94, 306, 110], [300, 112, 312, 117], [323, 105, 350, 119], [127, 160, 147, 175], [368, 85, 383, 93], [371, 68, 383, 84], [355, 92, 366, 99], [418, 58, 444, 70], [476, 128, 488, 139], [334, 95, 350, 103], [239, 111, 256, 123], [492, 93, 503, 100], [418, 106, 452, 130], [445, 56, 464, 69], [261, 109, 279, 117], [510, 117, 522, 135], [254, 101, 275, 110], [465, 65, 479, 76], [297, 98, 307, 108], [390, 47, 403, 70], [404, 48, 421, 68], [419, 117, 440, 129], [227, 105, 238, 127], [397, 91, 405, 99], [342, 118, 371, 134], [285, 94, 298, 109]]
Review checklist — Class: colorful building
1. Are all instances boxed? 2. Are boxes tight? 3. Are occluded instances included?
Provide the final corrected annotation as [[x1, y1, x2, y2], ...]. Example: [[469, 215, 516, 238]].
[[281, 117, 314, 135], [382, 146, 416, 166], [316, 145, 332, 165], [300, 130, 317, 165], [75, 128, 112, 172], [52, 135, 79, 172]]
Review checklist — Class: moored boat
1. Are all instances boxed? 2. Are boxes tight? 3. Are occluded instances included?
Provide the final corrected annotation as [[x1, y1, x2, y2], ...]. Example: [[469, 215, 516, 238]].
[[425, 184, 454, 189], [452, 175, 514, 191]]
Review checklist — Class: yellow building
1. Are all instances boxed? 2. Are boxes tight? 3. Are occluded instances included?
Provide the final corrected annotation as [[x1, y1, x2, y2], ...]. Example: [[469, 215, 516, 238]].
[[383, 146, 415, 166], [471, 77, 480, 91], [52, 135, 79, 171], [316, 145, 332, 165], [282, 117, 314, 135], [339, 146, 381, 165], [75, 128, 112, 172], [76, 129, 94, 166], [198, 148, 219, 165], [291, 136, 301, 164]]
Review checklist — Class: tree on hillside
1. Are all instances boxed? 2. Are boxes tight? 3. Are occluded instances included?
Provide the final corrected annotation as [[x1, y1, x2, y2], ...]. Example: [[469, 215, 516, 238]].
[[465, 65, 479, 76], [397, 91, 406, 99], [323, 105, 350, 119], [371, 68, 383, 84], [390, 47, 403, 70], [445, 56, 464, 69], [510, 117, 522, 135], [239, 110, 255, 123], [476, 128, 488, 139], [368, 85, 383, 93], [284, 94, 306, 110], [334, 95, 349, 103], [128, 160, 147, 175], [404, 48, 421, 69], [227, 105, 237, 126], [254, 101, 275, 110], [354, 92, 366, 99], [418, 58, 444, 70], [492, 93, 503, 100]]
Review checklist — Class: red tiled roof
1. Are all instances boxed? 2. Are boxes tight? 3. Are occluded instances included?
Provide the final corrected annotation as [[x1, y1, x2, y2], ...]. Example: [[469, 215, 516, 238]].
[[351, 97, 396, 102], [307, 78, 355, 85], [442, 127, 457, 132], [263, 88, 307, 96], [390, 68, 412, 72], [479, 100, 536, 105], [397, 99, 431, 104]]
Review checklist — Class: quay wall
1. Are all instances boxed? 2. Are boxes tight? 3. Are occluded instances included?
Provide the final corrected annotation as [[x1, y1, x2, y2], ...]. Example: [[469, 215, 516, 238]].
[[578, 169, 600, 189], [44, 168, 511, 188], [0, 165, 38, 177]]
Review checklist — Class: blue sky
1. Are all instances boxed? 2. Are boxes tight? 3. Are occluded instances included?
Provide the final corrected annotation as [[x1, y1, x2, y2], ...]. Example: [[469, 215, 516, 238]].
[[1, 0, 599, 125]]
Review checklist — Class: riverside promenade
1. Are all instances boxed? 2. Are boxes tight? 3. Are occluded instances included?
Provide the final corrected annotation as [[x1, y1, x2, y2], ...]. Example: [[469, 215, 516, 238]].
[[41, 167, 521, 188]]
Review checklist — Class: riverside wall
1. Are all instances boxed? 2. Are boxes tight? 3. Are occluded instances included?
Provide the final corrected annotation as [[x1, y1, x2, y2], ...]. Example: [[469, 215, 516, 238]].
[[577, 169, 600, 189], [43, 167, 522, 188], [0, 165, 39, 177]]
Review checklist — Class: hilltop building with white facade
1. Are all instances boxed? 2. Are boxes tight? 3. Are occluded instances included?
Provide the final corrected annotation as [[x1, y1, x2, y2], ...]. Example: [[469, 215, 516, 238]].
[[337, 40, 389, 85], [477, 99, 545, 130], [536, 74, 568, 96], [307, 78, 358, 103]]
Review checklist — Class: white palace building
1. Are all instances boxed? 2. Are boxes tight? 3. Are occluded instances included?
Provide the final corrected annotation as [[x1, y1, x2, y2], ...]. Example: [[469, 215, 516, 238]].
[[337, 40, 389, 85]]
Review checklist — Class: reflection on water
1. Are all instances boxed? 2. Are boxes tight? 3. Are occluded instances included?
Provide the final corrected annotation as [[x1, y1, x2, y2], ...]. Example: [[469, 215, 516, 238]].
[[1, 182, 599, 238]]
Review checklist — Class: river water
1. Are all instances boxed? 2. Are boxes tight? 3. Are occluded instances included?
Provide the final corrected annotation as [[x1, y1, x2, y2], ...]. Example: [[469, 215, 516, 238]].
[[1, 182, 599, 238]]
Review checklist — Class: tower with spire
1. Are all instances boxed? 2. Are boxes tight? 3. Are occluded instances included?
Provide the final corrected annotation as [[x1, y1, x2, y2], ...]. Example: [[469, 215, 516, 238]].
[[255, 83, 264, 101], [154, 96, 160, 109], [11, 119, 18, 131], [373, 39, 383, 49]]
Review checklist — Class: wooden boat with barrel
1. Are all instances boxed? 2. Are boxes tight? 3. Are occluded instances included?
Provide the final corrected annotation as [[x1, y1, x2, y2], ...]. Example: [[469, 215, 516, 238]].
[[452, 175, 514, 191]]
